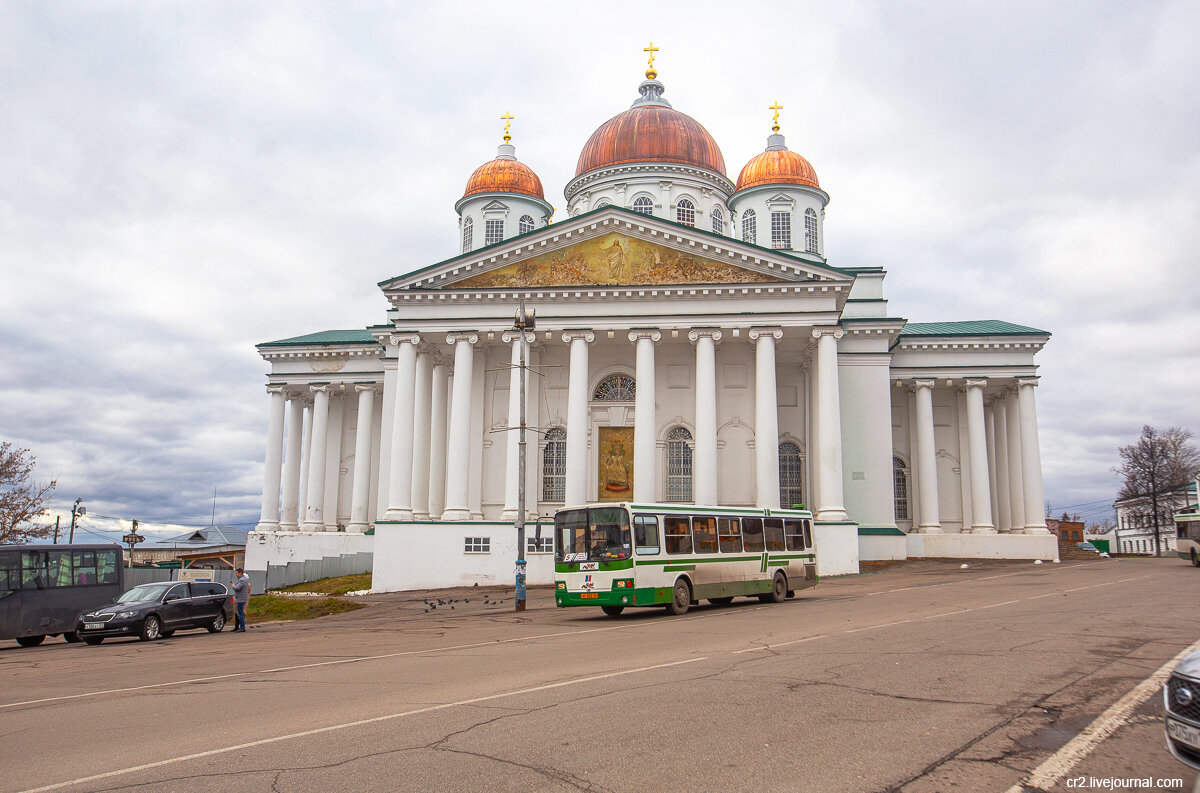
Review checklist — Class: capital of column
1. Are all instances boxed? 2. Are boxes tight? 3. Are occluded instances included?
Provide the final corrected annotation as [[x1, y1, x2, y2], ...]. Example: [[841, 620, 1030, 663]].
[[309, 383, 333, 394], [964, 378, 988, 388], [912, 378, 936, 391], [811, 327, 845, 341], [687, 328, 723, 343], [748, 327, 783, 342], [561, 330, 595, 344], [389, 333, 421, 347], [628, 329, 662, 343], [1017, 377, 1040, 389], [266, 385, 286, 396], [354, 383, 378, 395], [445, 332, 479, 345], [502, 330, 536, 344]]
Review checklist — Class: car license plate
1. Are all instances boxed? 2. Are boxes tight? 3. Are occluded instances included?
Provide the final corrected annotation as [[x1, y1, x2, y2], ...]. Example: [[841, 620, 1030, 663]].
[[1168, 718, 1200, 749], [84, 622, 103, 630], [580, 593, 599, 599]]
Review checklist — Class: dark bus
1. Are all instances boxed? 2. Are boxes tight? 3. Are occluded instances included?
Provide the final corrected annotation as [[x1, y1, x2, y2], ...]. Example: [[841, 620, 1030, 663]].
[[0, 544, 124, 647]]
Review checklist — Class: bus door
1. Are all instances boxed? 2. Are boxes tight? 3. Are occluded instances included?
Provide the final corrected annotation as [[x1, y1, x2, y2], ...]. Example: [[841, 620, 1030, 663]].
[[690, 517, 721, 592]]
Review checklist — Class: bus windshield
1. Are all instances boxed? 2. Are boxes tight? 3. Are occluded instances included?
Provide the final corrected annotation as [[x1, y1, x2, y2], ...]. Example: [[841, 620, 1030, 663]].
[[555, 507, 631, 562]]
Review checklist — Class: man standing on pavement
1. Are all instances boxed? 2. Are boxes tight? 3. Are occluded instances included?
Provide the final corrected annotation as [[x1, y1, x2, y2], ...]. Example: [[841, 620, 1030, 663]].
[[232, 567, 250, 632]]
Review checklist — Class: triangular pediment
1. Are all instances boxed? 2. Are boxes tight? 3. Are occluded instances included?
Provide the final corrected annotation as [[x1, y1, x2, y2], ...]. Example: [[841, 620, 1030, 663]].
[[451, 232, 787, 289], [480, 200, 509, 211]]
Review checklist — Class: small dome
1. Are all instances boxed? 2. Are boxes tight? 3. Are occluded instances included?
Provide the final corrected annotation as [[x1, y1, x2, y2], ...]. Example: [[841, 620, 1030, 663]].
[[735, 135, 820, 192], [575, 79, 726, 178], [463, 145, 545, 200]]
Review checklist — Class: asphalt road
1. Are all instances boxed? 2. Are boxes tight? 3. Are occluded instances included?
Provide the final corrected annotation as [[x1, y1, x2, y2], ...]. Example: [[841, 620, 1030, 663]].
[[2, 558, 1198, 793]]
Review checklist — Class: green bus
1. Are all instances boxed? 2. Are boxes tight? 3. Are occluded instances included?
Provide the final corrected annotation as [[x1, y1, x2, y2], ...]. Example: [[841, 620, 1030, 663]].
[[553, 502, 818, 616], [1176, 510, 1200, 566]]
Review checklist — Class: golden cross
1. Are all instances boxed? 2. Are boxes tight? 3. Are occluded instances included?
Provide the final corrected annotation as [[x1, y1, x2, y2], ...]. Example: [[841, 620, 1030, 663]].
[[644, 42, 659, 69], [769, 101, 783, 133], [501, 111, 514, 143]]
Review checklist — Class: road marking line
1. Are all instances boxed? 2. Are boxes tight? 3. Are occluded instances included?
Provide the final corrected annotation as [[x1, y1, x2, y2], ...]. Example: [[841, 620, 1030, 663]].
[[1002, 637, 1200, 793], [979, 600, 1020, 609], [733, 634, 829, 654], [845, 619, 912, 634], [923, 609, 974, 619], [15, 657, 708, 793]]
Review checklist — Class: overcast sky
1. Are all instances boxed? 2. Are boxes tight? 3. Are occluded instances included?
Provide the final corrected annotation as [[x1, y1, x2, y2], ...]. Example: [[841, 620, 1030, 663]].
[[2, 1, 1196, 536]]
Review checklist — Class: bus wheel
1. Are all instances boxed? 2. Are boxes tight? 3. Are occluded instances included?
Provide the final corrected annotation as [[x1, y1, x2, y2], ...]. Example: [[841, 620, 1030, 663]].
[[666, 579, 691, 616], [767, 572, 788, 603], [84, 637, 103, 645], [601, 605, 625, 617], [1192, 550, 1199, 567], [16, 635, 45, 648], [708, 597, 733, 607], [62, 631, 83, 643], [139, 615, 162, 642]]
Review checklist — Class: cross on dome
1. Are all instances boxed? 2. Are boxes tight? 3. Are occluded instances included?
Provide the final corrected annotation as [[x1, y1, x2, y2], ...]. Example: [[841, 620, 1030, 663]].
[[769, 102, 783, 134], [643, 42, 659, 79], [501, 111, 514, 143]]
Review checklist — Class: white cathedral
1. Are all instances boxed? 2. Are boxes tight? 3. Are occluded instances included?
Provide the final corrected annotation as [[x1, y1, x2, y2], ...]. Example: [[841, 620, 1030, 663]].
[[246, 59, 1057, 590]]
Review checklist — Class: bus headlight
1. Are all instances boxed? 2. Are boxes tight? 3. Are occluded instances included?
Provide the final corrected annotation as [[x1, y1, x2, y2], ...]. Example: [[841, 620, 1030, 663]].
[[555, 582, 566, 590]]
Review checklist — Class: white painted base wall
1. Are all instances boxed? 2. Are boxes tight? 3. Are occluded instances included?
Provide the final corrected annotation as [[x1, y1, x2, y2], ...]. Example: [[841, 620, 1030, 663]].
[[373, 521, 556, 592], [814, 521, 860, 576], [906, 532, 1059, 561], [859, 535, 907, 561], [245, 530, 374, 571]]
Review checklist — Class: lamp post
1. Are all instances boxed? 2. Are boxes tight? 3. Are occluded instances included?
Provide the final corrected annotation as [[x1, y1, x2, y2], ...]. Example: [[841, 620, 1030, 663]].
[[513, 301, 535, 612], [68, 498, 85, 544]]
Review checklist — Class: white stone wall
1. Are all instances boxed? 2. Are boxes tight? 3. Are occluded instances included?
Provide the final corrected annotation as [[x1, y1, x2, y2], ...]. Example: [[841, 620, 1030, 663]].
[[728, 184, 827, 256]]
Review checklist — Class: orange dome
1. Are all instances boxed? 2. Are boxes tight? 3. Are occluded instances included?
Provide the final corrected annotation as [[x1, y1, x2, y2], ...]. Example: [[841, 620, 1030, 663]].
[[576, 104, 726, 178], [735, 147, 820, 192], [463, 157, 545, 201]]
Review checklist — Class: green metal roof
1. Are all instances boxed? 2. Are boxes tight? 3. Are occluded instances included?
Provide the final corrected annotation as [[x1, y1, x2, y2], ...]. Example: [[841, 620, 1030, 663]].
[[259, 329, 379, 347], [899, 320, 1049, 337]]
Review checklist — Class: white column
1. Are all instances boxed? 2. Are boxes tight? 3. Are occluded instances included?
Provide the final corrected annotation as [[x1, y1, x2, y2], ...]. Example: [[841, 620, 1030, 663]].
[[502, 331, 533, 519], [410, 350, 433, 520], [751, 328, 783, 509], [913, 379, 941, 533], [806, 361, 819, 510], [985, 403, 1000, 531], [297, 399, 313, 524], [346, 384, 377, 533], [955, 390, 973, 531], [563, 331, 594, 506], [993, 398, 1012, 532], [441, 332, 478, 520], [1018, 378, 1050, 534], [384, 334, 420, 520], [302, 384, 331, 530], [469, 345, 488, 520], [1005, 388, 1026, 531], [279, 392, 304, 530], [964, 378, 995, 534], [257, 386, 287, 531], [630, 330, 661, 502], [812, 328, 848, 522], [524, 344, 542, 519], [428, 359, 450, 519], [689, 328, 722, 505], [321, 390, 345, 530]]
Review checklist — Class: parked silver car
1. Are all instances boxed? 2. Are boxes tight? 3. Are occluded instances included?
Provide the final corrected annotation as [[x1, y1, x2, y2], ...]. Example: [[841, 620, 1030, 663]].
[[1165, 649, 1200, 770]]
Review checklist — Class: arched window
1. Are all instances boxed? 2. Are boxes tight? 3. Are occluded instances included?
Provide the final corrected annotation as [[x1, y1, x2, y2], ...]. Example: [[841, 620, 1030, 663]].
[[594, 199, 611, 208], [711, 206, 725, 235], [779, 442, 804, 509], [805, 208, 819, 253], [461, 217, 473, 253], [676, 198, 695, 226], [519, 215, 534, 234], [771, 211, 791, 249], [542, 427, 567, 502], [484, 219, 504, 246], [632, 196, 654, 214], [666, 427, 694, 502], [592, 373, 635, 402], [742, 209, 756, 244], [893, 457, 910, 520]]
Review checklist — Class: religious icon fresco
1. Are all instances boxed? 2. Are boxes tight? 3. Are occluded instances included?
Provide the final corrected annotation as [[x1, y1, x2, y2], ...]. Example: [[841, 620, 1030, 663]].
[[597, 426, 634, 502], [451, 233, 785, 289]]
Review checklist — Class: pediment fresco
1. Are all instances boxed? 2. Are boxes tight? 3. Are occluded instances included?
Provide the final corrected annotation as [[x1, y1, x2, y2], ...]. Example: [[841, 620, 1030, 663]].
[[450, 233, 788, 289]]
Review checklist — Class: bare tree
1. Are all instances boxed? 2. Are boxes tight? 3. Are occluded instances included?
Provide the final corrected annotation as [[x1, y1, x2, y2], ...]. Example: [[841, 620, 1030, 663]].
[[0, 443, 57, 544], [1116, 425, 1200, 556]]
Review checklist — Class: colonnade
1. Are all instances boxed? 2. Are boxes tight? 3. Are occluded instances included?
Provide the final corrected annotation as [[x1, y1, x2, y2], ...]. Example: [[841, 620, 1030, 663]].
[[906, 378, 1047, 535]]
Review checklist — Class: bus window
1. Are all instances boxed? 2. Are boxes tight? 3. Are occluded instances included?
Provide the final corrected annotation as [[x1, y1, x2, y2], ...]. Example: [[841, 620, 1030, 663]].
[[634, 515, 660, 555], [21, 552, 45, 589], [693, 517, 718, 554], [589, 507, 632, 561], [555, 508, 589, 562], [0, 551, 18, 594], [785, 520, 807, 551], [802, 519, 812, 548], [97, 551, 120, 584], [743, 518, 765, 552], [665, 517, 692, 555], [72, 551, 98, 585], [48, 551, 73, 587], [718, 518, 742, 553], [765, 519, 786, 551]]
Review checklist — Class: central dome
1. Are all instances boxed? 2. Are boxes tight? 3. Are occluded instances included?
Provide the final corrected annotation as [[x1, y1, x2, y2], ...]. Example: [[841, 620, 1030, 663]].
[[575, 81, 726, 178]]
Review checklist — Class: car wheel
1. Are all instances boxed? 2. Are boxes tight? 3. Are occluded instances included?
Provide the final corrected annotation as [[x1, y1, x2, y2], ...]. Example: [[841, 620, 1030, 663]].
[[84, 637, 103, 645], [207, 612, 226, 633], [708, 597, 734, 607], [601, 605, 624, 617], [139, 615, 162, 641], [16, 635, 45, 647], [666, 579, 691, 616], [62, 631, 83, 643]]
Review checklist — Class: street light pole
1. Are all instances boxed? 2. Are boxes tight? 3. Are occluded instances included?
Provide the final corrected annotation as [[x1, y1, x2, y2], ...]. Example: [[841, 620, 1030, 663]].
[[514, 300, 535, 612], [68, 498, 84, 544]]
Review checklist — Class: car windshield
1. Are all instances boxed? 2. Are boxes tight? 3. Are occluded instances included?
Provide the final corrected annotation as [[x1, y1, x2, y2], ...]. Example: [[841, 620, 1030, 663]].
[[555, 507, 632, 562], [116, 583, 173, 603]]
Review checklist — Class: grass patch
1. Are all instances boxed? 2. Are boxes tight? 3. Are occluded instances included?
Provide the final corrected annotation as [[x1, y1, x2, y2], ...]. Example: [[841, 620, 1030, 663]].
[[247, 594, 365, 623], [278, 573, 371, 596]]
